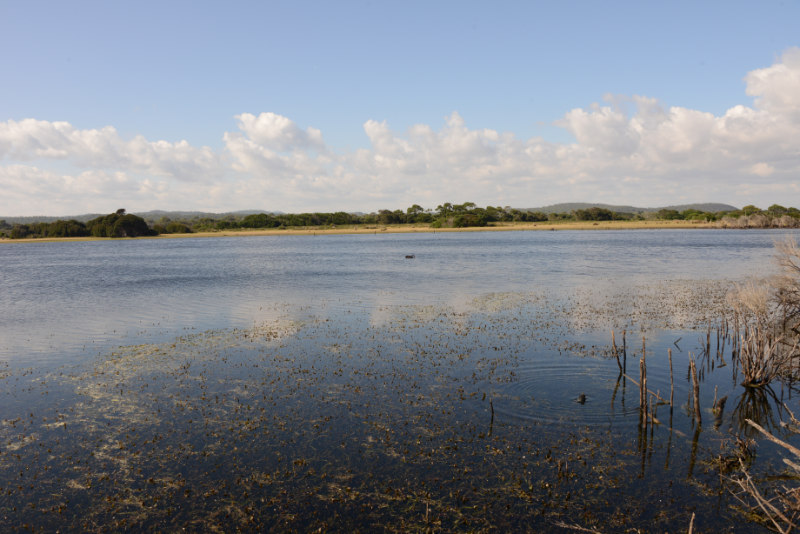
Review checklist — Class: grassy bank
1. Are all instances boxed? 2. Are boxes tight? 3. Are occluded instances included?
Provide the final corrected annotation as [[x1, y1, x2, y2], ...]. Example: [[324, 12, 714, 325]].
[[0, 219, 720, 242], [148, 219, 718, 239]]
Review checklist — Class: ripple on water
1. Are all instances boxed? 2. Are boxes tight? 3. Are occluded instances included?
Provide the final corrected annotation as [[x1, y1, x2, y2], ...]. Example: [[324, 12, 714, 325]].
[[495, 354, 641, 427]]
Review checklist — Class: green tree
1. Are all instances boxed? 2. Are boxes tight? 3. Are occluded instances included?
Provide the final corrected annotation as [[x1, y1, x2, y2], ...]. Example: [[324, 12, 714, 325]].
[[86, 211, 154, 237], [239, 213, 277, 228], [436, 203, 454, 218], [742, 205, 761, 216], [767, 204, 788, 218], [574, 207, 614, 221], [656, 209, 683, 220]]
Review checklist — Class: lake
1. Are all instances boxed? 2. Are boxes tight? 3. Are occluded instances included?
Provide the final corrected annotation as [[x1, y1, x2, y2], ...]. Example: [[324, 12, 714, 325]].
[[1, 229, 799, 531], [0, 229, 789, 366]]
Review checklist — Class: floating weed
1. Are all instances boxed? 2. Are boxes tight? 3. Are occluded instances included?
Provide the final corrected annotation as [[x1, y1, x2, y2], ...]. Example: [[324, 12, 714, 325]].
[[0, 285, 790, 531]]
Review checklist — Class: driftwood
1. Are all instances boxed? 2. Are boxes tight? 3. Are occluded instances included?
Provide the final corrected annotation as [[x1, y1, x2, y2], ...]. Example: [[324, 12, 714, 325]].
[[747, 418, 800, 460]]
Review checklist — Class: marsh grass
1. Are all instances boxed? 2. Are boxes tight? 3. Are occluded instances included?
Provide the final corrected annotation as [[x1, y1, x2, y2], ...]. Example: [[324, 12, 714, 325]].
[[775, 239, 800, 334], [726, 272, 800, 387], [724, 239, 800, 531]]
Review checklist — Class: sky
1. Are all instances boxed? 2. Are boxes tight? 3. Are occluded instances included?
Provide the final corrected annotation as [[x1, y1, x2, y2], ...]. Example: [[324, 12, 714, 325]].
[[1, 0, 800, 216]]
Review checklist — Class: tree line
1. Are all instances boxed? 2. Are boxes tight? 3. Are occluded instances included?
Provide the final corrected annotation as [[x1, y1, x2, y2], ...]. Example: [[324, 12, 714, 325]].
[[3, 209, 157, 239], [3, 203, 800, 239]]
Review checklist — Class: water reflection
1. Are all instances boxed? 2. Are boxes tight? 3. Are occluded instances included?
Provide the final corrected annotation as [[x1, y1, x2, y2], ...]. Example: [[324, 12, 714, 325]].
[[0, 290, 797, 531], [1, 229, 795, 366], [731, 385, 784, 437], [2, 229, 800, 530]]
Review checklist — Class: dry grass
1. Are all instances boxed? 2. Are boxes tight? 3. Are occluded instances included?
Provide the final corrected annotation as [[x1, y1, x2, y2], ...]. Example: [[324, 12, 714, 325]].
[[727, 240, 800, 530], [724, 239, 800, 387], [726, 279, 797, 386], [775, 238, 800, 333]]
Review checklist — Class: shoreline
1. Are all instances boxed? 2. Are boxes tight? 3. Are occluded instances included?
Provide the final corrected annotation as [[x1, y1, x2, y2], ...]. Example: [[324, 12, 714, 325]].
[[0, 219, 720, 243]]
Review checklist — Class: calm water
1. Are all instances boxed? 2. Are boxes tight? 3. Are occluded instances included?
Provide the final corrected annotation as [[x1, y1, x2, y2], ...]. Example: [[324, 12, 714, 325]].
[[0, 229, 794, 366], [1, 229, 799, 531]]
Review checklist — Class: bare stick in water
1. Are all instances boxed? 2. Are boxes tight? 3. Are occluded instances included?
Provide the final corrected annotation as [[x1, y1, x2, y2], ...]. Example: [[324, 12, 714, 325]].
[[690, 355, 701, 424], [668, 348, 674, 408]]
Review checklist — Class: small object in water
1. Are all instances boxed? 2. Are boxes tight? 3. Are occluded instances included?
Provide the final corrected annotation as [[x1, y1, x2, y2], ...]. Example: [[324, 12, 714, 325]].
[[577, 393, 586, 404], [405, 254, 415, 259]]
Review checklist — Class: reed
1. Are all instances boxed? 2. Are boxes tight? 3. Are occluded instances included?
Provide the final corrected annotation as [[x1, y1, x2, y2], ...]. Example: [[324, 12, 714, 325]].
[[689, 355, 701, 424], [668, 348, 674, 408], [725, 275, 799, 386], [612, 330, 622, 372], [775, 237, 800, 332]]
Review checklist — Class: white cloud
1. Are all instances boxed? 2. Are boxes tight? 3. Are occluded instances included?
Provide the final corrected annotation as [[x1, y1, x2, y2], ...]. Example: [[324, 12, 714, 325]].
[[0, 119, 223, 183], [2, 48, 800, 215], [750, 162, 775, 177], [745, 47, 800, 117], [234, 112, 325, 152]]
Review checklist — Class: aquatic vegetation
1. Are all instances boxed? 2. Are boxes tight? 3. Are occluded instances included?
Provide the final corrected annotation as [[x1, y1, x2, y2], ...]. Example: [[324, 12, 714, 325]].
[[725, 240, 800, 387], [1, 285, 793, 532], [715, 238, 800, 531], [775, 238, 800, 333]]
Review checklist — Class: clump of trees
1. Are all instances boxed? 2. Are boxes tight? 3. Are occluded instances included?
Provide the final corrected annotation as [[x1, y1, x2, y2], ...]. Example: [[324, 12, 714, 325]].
[[572, 207, 633, 221], [5, 209, 156, 239], [206, 203, 550, 231], [5, 203, 800, 239], [8, 219, 90, 239], [717, 205, 800, 229], [86, 209, 155, 238], [653, 208, 719, 221], [154, 202, 800, 232], [152, 221, 193, 234]]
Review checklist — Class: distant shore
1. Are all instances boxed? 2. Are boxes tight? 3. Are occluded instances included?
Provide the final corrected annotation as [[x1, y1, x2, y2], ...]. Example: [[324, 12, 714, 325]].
[[0, 219, 722, 243]]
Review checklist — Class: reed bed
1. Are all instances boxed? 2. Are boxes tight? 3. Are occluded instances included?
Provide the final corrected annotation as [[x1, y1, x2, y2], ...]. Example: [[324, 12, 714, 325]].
[[605, 239, 800, 531], [720, 238, 800, 531]]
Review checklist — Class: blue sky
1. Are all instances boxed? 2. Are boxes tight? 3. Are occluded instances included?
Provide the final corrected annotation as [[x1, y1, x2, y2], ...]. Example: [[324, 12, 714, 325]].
[[1, 1, 800, 215]]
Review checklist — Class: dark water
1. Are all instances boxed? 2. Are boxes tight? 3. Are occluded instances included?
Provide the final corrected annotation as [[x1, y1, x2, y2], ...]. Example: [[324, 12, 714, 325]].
[[1, 229, 799, 531]]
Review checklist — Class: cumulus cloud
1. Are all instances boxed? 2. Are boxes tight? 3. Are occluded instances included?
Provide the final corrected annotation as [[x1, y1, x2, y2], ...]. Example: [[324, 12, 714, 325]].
[[0, 119, 223, 182], [2, 47, 800, 215], [750, 162, 775, 177], [745, 47, 800, 117], [233, 112, 325, 152]]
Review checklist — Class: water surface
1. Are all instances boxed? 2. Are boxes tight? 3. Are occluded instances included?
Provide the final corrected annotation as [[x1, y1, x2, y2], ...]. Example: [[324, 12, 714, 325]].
[[1, 229, 799, 531], [1, 229, 793, 366]]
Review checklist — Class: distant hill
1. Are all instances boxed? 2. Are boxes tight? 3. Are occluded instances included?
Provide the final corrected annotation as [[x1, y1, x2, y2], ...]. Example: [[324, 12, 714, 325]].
[[525, 202, 738, 214], [0, 203, 741, 224], [134, 210, 276, 223], [0, 213, 105, 224]]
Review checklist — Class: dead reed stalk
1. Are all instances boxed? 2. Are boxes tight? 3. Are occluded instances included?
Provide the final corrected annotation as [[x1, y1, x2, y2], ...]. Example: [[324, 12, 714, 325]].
[[775, 238, 800, 332], [668, 348, 674, 408], [726, 276, 800, 386], [689, 355, 701, 424], [729, 418, 800, 533], [612, 330, 621, 372]]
